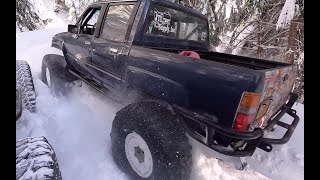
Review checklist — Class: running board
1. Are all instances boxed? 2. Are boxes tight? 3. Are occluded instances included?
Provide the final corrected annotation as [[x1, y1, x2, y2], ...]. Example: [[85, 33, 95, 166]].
[[68, 70, 124, 104], [68, 70, 108, 94]]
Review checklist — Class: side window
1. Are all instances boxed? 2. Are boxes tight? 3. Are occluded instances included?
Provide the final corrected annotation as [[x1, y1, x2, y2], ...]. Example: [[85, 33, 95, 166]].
[[87, 9, 100, 25], [100, 4, 134, 42], [79, 7, 101, 35]]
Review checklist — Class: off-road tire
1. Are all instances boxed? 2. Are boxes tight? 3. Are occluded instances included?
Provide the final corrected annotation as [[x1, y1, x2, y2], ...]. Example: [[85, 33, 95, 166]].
[[16, 136, 62, 180], [41, 54, 76, 96], [16, 60, 36, 112], [111, 101, 192, 180]]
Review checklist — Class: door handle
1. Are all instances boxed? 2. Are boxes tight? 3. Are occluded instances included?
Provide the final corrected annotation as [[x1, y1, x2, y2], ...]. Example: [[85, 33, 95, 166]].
[[109, 48, 118, 55]]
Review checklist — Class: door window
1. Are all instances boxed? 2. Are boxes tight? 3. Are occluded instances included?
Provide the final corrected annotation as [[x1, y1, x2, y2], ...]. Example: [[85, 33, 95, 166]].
[[79, 7, 101, 35], [100, 4, 134, 42]]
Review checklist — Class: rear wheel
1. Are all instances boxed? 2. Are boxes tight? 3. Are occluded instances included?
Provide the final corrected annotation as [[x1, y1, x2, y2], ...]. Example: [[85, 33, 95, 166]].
[[111, 101, 192, 180], [125, 132, 154, 178]]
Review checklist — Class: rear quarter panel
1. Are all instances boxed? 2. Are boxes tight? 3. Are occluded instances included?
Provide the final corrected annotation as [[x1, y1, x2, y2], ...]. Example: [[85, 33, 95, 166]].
[[255, 65, 297, 127]]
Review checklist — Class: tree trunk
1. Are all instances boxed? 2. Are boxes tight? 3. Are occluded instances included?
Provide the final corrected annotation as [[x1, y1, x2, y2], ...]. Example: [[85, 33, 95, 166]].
[[256, 21, 262, 58], [285, 13, 303, 64]]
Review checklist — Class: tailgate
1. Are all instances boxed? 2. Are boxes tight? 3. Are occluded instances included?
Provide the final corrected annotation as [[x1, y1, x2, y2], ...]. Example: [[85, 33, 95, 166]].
[[254, 65, 297, 127]]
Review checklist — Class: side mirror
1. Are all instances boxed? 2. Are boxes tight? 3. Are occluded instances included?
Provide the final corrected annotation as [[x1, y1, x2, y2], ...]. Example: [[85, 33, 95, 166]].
[[68, 24, 77, 33], [16, 89, 22, 121]]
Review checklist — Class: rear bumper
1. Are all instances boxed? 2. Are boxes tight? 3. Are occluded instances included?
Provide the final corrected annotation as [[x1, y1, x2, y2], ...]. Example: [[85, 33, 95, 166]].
[[177, 93, 300, 157]]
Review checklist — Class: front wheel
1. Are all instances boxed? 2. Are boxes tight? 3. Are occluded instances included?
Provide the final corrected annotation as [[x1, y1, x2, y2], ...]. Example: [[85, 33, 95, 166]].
[[41, 54, 76, 96], [111, 102, 192, 180]]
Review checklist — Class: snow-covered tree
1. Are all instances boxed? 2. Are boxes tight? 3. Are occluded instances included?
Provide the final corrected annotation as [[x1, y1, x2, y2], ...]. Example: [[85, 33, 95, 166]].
[[60, 0, 98, 23], [16, 0, 49, 32], [276, 0, 304, 102]]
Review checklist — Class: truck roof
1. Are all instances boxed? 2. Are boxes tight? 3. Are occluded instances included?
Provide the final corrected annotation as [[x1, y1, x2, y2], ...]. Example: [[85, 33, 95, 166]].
[[91, 0, 206, 19]]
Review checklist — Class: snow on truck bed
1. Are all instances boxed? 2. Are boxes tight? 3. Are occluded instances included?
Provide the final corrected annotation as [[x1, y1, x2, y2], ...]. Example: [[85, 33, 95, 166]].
[[16, 28, 304, 180]]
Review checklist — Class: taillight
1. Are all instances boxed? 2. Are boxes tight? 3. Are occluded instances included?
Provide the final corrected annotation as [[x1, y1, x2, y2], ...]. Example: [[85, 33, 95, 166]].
[[233, 92, 261, 131], [234, 113, 255, 131]]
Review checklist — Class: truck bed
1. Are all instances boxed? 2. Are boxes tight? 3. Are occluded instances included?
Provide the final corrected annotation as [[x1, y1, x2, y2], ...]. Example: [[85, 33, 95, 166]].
[[196, 51, 289, 70], [146, 47, 296, 128], [152, 48, 290, 70]]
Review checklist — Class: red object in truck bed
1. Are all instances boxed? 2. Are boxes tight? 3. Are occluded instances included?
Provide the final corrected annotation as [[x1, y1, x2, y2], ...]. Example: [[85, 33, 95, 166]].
[[179, 51, 200, 59]]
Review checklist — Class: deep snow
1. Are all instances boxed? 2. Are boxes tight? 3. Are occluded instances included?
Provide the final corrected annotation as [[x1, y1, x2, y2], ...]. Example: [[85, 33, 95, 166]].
[[16, 28, 304, 180]]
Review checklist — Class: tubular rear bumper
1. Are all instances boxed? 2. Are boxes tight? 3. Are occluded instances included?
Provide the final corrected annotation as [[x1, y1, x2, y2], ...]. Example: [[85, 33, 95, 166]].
[[176, 93, 300, 157]]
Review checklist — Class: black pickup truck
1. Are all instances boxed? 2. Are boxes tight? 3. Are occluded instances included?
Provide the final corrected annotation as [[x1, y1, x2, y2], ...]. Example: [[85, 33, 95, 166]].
[[41, 0, 300, 179]]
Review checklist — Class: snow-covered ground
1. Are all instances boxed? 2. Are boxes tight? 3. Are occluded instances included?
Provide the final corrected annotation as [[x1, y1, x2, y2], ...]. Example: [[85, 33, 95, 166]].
[[16, 27, 304, 180]]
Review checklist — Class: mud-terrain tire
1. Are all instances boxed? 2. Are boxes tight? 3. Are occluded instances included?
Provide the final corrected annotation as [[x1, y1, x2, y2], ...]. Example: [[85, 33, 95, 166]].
[[16, 60, 36, 112], [16, 89, 22, 120], [16, 136, 62, 180], [41, 54, 76, 96], [111, 101, 192, 180]]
